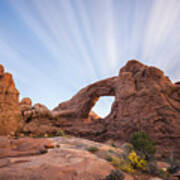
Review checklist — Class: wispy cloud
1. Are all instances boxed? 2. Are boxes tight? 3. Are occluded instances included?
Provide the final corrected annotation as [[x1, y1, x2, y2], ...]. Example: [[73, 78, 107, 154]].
[[9, 0, 98, 83], [1, 0, 180, 114], [142, 0, 180, 68]]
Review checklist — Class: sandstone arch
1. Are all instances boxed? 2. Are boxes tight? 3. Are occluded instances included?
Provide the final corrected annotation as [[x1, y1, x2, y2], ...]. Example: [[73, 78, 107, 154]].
[[54, 60, 180, 158], [53, 77, 117, 118]]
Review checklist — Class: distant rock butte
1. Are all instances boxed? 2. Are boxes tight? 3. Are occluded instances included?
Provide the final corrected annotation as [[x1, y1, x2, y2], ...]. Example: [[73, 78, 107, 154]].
[[0, 64, 21, 135], [53, 60, 180, 158]]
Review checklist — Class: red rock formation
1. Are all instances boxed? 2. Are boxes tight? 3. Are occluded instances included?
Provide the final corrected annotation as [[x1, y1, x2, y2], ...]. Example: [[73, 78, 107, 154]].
[[0, 65, 21, 135], [53, 77, 116, 118], [19, 99, 61, 136], [89, 111, 100, 120], [19, 97, 100, 136], [19, 97, 32, 106], [83, 111, 100, 124], [54, 60, 180, 158]]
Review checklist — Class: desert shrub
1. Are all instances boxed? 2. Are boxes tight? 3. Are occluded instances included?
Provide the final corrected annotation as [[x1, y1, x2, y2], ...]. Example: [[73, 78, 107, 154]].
[[110, 156, 122, 167], [105, 148, 146, 173], [168, 165, 180, 174], [151, 168, 170, 179], [130, 131, 156, 160], [109, 156, 135, 173], [165, 154, 180, 174], [111, 143, 117, 148], [107, 139, 117, 148], [142, 158, 171, 178], [55, 129, 66, 136], [167, 160, 180, 174], [146, 161, 159, 175], [146, 161, 169, 178], [104, 169, 124, 180], [128, 151, 147, 171], [44, 130, 65, 138], [40, 149, 48, 154], [121, 143, 133, 156], [87, 146, 99, 153], [105, 154, 113, 162], [117, 159, 135, 173], [108, 149, 115, 153]]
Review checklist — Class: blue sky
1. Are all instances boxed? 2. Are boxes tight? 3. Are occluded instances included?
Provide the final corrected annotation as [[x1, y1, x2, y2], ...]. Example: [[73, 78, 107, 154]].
[[0, 0, 180, 117]]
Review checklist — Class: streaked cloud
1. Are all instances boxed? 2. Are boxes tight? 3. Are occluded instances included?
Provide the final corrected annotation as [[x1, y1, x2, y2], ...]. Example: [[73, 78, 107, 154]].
[[0, 0, 180, 116]]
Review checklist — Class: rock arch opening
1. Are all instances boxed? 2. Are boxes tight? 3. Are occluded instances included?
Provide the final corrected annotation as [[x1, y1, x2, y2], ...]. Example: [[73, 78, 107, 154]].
[[91, 96, 115, 118], [53, 77, 117, 119]]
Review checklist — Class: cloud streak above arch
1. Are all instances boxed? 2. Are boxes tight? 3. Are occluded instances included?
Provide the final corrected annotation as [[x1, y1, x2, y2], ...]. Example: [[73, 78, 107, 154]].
[[0, 0, 180, 116]]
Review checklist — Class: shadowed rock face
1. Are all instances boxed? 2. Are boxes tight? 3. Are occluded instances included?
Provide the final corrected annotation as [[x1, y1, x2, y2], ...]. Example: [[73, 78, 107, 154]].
[[19, 99, 61, 136], [54, 60, 180, 158], [19, 97, 100, 136], [0, 65, 21, 135]]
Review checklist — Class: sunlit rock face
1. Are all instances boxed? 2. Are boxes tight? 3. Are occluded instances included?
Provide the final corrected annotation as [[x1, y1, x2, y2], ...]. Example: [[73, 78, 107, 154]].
[[54, 60, 180, 158], [0, 65, 21, 135]]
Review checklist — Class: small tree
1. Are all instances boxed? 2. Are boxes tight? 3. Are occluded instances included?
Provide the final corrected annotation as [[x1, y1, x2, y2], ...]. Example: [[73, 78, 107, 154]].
[[130, 131, 156, 160]]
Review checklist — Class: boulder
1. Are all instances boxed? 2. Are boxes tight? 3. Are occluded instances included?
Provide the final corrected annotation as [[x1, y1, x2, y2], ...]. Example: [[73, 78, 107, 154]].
[[19, 97, 32, 106], [19, 97, 32, 112], [0, 65, 21, 135]]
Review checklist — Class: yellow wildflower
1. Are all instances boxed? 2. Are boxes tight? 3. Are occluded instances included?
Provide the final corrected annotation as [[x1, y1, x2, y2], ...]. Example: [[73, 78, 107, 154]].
[[128, 151, 139, 164]]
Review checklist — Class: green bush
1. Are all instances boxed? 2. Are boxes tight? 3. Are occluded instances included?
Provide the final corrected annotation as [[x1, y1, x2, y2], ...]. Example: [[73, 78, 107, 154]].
[[87, 146, 99, 153], [104, 169, 124, 180], [130, 131, 156, 160]]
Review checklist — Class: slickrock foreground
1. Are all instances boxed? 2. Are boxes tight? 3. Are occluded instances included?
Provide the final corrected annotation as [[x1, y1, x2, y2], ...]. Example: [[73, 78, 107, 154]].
[[0, 136, 114, 180], [54, 60, 180, 158], [0, 65, 21, 135], [1, 136, 173, 180]]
